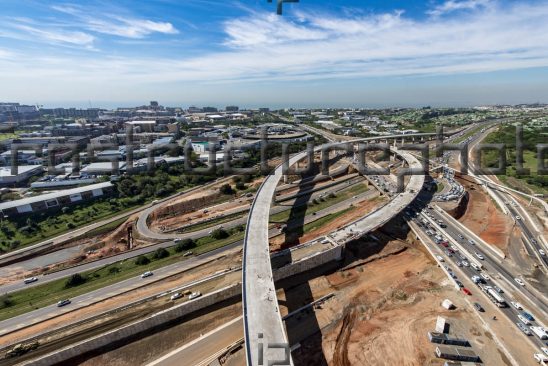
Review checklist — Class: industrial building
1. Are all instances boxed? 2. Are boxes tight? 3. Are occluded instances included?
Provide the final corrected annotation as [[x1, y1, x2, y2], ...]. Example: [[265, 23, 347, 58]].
[[428, 332, 469, 347], [0, 165, 43, 185], [435, 346, 481, 363], [0, 182, 114, 216]]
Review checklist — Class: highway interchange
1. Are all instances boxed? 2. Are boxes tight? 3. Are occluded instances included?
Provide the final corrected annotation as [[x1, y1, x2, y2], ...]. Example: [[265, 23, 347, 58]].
[[0, 121, 546, 365]]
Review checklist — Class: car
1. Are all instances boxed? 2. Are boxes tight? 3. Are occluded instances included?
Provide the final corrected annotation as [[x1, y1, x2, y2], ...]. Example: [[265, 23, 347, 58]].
[[533, 353, 548, 363], [188, 291, 202, 300], [522, 311, 535, 322], [458, 234, 464, 239], [511, 301, 523, 310], [141, 271, 153, 278], [468, 239, 476, 245], [515, 278, 526, 286], [450, 245, 458, 251], [475, 252, 485, 260], [540, 249, 546, 256], [174, 238, 182, 244], [170, 292, 183, 301], [517, 322, 532, 335], [518, 314, 531, 325], [23, 277, 38, 284], [462, 261, 469, 267], [445, 250, 453, 257], [542, 347, 548, 356], [516, 215, 521, 220], [462, 287, 472, 295], [183, 251, 193, 257], [494, 286, 503, 293], [456, 261, 463, 267], [455, 280, 464, 288], [473, 302, 484, 312], [57, 299, 71, 307], [471, 275, 483, 284], [436, 255, 445, 262], [480, 273, 491, 281]]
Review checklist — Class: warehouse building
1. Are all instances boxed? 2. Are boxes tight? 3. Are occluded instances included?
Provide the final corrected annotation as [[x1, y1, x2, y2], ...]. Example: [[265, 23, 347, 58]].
[[0, 182, 114, 216], [435, 346, 481, 363]]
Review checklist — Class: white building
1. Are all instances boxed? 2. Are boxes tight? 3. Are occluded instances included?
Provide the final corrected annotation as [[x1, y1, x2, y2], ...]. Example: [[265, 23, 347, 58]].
[[0, 165, 43, 185]]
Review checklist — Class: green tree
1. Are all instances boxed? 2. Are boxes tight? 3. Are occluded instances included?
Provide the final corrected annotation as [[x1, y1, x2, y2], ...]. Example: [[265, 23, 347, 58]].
[[211, 228, 229, 240], [175, 238, 196, 252], [153, 247, 170, 259], [135, 255, 150, 265]]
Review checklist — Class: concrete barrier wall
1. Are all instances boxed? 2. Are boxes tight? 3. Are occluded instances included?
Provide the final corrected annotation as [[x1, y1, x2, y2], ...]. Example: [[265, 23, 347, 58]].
[[274, 245, 343, 281]]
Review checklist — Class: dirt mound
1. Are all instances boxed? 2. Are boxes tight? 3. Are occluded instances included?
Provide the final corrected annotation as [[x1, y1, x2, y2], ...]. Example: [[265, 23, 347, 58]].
[[457, 176, 512, 253]]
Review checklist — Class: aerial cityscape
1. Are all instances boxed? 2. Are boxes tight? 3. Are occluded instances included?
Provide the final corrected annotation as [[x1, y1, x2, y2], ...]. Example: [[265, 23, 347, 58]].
[[0, 1, 547, 366]]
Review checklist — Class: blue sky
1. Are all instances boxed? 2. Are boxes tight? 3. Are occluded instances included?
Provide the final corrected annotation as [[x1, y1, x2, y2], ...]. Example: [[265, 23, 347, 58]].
[[0, 0, 547, 108]]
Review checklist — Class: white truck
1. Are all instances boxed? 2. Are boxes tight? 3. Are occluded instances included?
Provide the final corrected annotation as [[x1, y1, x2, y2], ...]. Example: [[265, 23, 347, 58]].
[[531, 326, 548, 340]]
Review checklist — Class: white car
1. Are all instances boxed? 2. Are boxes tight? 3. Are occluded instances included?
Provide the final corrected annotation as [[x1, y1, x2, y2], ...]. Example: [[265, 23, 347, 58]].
[[480, 273, 490, 281], [23, 277, 38, 284], [436, 255, 445, 262], [475, 252, 485, 260], [533, 353, 548, 363], [188, 291, 202, 300], [540, 249, 546, 256], [141, 271, 153, 278], [462, 261, 470, 267], [515, 278, 526, 286], [516, 215, 521, 220], [170, 292, 183, 301], [541, 347, 548, 356], [511, 301, 523, 310]]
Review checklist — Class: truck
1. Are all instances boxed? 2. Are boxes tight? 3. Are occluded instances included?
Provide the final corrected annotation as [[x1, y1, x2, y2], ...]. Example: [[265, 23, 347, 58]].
[[486, 287, 507, 307], [530, 326, 548, 340]]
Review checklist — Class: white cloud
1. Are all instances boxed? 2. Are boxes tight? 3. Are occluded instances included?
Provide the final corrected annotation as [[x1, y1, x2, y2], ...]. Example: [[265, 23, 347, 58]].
[[10, 23, 95, 46], [428, 0, 494, 17], [51, 4, 179, 38], [85, 17, 178, 38]]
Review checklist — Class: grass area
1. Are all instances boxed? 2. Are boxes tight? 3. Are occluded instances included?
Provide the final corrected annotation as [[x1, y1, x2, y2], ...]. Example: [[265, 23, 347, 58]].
[[481, 126, 547, 195], [301, 207, 354, 233], [0, 133, 18, 141], [270, 182, 369, 223], [176, 211, 246, 234], [82, 217, 128, 238], [453, 125, 483, 144]]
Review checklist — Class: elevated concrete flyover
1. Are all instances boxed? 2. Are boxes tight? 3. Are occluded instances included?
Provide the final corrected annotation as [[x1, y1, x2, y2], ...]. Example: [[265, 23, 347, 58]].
[[242, 135, 428, 366]]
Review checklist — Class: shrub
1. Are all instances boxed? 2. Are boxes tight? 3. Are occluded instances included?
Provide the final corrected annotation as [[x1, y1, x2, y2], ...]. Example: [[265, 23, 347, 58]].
[[219, 184, 234, 195], [153, 247, 170, 260], [235, 181, 246, 190], [135, 255, 150, 265], [175, 238, 196, 252], [65, 273, 86, 288], [0, 294, 13, 308], [211, 228, 229, 240], [108, 267, 121, 275], [67, 222, 75, 229]]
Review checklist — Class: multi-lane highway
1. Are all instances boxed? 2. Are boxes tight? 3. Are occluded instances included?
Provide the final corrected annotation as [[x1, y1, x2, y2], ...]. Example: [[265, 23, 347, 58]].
[[408, 205, 548, 352]]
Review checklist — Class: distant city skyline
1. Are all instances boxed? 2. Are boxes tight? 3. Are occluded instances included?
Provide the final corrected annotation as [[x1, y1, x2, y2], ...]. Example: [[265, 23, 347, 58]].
[[1, 0, 548, 106]]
